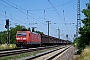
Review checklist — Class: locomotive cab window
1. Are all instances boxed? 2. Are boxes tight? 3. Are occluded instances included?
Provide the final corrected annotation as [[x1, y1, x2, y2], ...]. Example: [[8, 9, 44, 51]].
[[17, 33, 26, 36]]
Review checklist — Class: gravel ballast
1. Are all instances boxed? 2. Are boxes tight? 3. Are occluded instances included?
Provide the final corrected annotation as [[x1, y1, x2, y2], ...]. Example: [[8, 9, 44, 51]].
[[55, 46, 75, 60]]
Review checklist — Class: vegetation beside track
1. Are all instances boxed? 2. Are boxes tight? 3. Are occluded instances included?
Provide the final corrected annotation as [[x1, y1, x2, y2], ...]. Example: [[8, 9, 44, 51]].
[[73, 45, 90, 60], [0, 44, 16, 50], [79, 46, 90, 60], [73, 3, 90, 54]]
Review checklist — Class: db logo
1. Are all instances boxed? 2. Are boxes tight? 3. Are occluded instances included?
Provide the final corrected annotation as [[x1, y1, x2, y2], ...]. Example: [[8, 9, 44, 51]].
[[21, 37, 22, 40]]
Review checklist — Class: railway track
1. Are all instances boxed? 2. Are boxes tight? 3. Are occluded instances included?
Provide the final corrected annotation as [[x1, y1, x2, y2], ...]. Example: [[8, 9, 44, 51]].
[[0, 45, 64, 57], [23, 45, 71, 60]]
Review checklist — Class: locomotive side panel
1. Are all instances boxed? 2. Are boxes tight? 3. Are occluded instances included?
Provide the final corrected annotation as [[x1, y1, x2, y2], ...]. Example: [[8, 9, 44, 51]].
[[28, 32, 41, 45]]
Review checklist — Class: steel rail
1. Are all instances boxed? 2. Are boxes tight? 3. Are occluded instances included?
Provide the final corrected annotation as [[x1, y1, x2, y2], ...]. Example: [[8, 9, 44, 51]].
[[0, 45, 63, 57], [23, 45, 70, 60]]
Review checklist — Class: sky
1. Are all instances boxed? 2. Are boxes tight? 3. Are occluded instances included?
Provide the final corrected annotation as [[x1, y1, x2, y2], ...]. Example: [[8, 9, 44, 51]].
[[0, 0, 89, 41]]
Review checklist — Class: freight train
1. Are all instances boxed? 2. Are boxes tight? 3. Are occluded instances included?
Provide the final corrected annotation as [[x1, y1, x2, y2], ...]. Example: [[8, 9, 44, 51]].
[[16, 30, 71, 47]]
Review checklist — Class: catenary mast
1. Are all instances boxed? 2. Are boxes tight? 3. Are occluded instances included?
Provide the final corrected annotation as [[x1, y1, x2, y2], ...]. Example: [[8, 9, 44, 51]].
[[76, 0, 81, 38]]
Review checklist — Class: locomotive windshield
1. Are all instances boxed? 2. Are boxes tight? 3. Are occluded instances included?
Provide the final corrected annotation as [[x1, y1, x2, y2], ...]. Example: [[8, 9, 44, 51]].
[[17, 33, 26, 36]]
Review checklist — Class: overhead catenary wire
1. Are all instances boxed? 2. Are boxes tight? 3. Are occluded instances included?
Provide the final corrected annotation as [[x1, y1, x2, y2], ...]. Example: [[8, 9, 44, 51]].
[[6, 0, 70, 37], [0, 10, 28, 24], [1, 0, 57, 32], [5, 0, 73, 26], [1, 0, 46, 25], [0, 12, 29, 28], [0, 1, 49, 34], [62, 5, 73, 39], [4, 0, 47, 21], [2, 0, 74, 22], [0, 11, 41, 26], [0, 0, 30, 23], [9, 0, 73, 11], [48, 0, 65, 23], [44, 9, 46, 20], [0, 0, 74, 38], [48, 0, 73, 40], [0, 10, 29, 22], [0, 13, 27, 24], [0, 3, 44, 28], [5, 0, 73, 21], [7, 0, 48, 22], [0, 3, 12, 8]]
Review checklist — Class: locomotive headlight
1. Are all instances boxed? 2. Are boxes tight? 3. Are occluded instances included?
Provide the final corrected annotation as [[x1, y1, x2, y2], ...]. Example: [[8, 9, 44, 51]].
[[23, 38, 26, 40], [16, 38, 20, 40]]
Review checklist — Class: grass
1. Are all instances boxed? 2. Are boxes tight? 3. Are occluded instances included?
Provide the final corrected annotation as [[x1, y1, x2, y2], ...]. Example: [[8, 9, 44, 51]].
[[0, 48, 56, 60], [0, 44, 16, 50], [73, 46, 90, 60], [79, 46, 90, 60], [73, 56, 80, 60]]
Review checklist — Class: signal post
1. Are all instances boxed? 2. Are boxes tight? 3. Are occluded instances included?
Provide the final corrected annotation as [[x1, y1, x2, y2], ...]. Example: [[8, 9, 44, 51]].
[[5, 19, 9, 45]]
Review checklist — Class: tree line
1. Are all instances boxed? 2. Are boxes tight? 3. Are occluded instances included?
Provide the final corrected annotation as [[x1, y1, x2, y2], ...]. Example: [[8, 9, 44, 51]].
[[0, 25, 44, 44]]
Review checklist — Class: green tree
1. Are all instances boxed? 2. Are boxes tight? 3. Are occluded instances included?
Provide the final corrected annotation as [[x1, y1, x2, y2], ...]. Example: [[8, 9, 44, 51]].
[[28, 27, 31, 31], [35, 30, 44, 34], [74, 3, 90, 52], [0, 31, 7, 44], [79, 3, 90, 44], [0, 25, 27, 44], [10, 25, 26, 43]]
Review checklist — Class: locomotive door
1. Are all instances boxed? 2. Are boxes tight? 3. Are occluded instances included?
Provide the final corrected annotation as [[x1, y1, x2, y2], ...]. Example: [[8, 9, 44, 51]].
[[29, 33, 31, 44]]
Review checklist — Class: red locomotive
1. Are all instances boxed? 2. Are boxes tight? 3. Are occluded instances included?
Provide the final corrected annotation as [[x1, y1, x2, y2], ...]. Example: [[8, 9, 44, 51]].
[[16, 30, 71, 47]]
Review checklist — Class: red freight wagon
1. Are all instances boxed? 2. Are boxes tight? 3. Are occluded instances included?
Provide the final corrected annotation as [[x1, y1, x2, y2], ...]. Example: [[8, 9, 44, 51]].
[[41, 34, 61, 45]]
